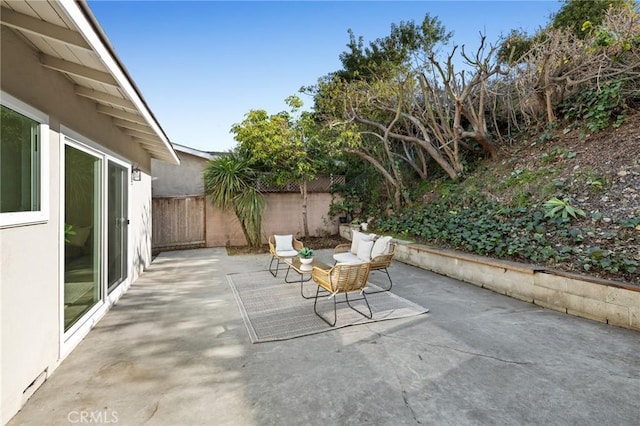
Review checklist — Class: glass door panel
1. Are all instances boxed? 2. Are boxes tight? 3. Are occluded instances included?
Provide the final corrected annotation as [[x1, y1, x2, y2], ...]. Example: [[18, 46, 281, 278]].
[[108, 161, 128, 292], [64, 145, 102, 331]]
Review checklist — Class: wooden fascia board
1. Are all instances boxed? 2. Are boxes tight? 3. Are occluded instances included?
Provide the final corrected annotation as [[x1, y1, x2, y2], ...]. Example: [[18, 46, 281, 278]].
[[96, 104, 146, 124], [40, 53, 118, 86], [133, 139, 163, 149], [112, 118, 156, 135], [132, 137, 170, 153], [0, 6, 92, 51], [75, 86, 136, 111], [60, 0, 179, 164], [125, 129, 159, 142]]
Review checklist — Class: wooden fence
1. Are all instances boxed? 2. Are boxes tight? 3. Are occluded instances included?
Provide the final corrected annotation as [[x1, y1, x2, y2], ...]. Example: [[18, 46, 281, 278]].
[[152, 196, 205, 251]]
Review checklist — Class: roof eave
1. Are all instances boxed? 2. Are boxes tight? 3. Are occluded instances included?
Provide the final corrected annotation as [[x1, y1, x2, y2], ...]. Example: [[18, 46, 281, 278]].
[[63, 0, 180, 165]]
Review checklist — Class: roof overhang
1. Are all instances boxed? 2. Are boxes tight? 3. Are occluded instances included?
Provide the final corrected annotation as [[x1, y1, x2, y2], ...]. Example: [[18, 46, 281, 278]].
[[172, 143, 217, 161], [0, 0, 180, 164]]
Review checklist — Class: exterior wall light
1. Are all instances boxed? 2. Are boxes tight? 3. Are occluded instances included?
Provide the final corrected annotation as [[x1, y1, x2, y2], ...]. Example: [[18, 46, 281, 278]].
[[131, 165, 142, 182]]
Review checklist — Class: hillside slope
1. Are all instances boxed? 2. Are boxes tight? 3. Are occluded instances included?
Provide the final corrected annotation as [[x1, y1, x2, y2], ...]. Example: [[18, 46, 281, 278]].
[[438, 112, 640, 285]]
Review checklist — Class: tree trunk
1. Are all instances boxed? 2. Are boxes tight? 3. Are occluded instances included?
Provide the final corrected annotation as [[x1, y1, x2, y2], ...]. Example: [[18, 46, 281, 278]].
[[301, 181, 310, 238], [536, 53, 556, 124], [234, 208, 254, 247]]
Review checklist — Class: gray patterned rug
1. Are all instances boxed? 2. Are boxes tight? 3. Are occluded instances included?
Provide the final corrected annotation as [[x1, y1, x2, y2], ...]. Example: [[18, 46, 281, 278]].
[[227, 270, 429, 343]]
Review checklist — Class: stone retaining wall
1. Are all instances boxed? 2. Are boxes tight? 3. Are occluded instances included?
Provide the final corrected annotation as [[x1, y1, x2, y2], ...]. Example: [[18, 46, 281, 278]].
[[339, 225, 640, 332]]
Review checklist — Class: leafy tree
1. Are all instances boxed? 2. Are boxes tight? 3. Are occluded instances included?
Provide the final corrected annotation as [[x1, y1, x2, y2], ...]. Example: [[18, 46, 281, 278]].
[[551, 0, 637, 38], [497, 29, 535, 65], [492, 0, 639, 131], [309, 14, 455, 210], [337, 15, 452, 81], [311, 13, 502, 208], [510, 4, 640, 125], [203, 151, 265, 248], [231, 96, 332, 237]]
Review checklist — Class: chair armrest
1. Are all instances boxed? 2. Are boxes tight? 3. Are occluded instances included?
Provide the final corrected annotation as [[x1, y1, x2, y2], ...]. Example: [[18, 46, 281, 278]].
[[293, 239, 304, 251], [312, 265, 331, 279], [312, 265, 333, 292], [370, 252, 394, 268], [268, 236, 276, 255], [334, 244, 351, 254], [370, 243, 396, 268]]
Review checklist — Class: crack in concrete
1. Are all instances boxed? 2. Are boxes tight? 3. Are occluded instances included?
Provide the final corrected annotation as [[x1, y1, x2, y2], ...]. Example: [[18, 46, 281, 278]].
[[373, 331, 535, 366], [402, 390, 423, 425], [143, 401, 159, 424], [428, 344, 535, 365], [366, 326, 423, 424]]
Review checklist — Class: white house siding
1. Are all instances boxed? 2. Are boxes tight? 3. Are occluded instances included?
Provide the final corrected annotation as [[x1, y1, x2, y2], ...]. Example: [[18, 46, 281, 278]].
[[0, 173, 61, 422], [0, 24, 155, 424], [129, 172, 154, 281]]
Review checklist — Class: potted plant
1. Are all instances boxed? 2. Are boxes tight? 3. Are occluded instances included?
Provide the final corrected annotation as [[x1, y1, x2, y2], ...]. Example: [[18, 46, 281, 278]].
[[329, 199, 350, 224], [298, 247, 315, 264]]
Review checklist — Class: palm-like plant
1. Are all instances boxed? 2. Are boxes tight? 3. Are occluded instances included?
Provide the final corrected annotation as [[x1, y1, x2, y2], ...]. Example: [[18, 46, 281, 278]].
[[203, 151, 265, 247]]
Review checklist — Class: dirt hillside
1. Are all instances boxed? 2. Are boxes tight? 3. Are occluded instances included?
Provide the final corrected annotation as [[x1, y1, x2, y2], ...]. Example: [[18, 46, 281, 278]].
[[481, 112, 640, 284]]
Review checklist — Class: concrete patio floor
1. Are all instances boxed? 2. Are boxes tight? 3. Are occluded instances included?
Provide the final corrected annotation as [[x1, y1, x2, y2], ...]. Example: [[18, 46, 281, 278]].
[[9, 248, 640, 426]]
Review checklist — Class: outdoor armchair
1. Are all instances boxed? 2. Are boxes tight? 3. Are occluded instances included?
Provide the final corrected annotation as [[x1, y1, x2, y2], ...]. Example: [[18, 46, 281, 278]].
[[268, 234, 304, 277], [311, 262, 372, 326], [333, 238, 397, 292]]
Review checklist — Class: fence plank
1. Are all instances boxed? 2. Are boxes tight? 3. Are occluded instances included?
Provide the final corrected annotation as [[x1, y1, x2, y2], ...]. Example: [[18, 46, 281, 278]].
[[152, 196, 205, 250]]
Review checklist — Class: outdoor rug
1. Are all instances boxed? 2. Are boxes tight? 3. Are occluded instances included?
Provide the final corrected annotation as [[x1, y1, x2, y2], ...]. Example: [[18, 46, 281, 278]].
[[227, 270, 429, 343]]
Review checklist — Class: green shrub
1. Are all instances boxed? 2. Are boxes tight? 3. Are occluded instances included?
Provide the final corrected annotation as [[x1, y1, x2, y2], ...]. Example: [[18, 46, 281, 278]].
[[543, 197, 586, 220], [373, 192, 638, 278], [559, 81, 626, 133]]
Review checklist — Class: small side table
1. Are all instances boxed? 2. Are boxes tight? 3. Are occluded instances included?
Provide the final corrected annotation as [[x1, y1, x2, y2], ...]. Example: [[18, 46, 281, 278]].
[[284, 257, 330, 299]]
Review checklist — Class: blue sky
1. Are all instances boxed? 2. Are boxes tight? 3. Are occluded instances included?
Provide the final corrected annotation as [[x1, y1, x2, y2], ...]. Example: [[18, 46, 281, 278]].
[[88, 1, 562, 153]]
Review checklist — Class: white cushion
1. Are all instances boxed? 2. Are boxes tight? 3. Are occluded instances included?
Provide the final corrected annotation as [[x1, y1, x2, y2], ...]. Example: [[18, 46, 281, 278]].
[[274, 234, 294, 251], [333, 252, 360, 264], [276, 249, 299, 257], [350, 230, 375, 254], [371, 236, 392, 258], [349, 230, 362, 254], [356, 239, 374, 261]]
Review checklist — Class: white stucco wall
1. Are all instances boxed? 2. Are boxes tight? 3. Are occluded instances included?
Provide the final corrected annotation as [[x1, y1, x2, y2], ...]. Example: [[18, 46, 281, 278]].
[[1, 26, 158, 424], [0, 127, 61, 422], [129, 173, 154, 281]]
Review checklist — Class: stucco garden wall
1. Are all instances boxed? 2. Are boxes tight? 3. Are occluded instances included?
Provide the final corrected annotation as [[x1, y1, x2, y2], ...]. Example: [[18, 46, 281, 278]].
[[205, 193, 339, 247]]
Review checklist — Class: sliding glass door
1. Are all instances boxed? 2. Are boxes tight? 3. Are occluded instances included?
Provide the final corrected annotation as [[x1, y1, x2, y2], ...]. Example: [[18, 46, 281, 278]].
[[63, 142, 130, 334], [108, 161, 128, 292], [64, 144, 102, 331]]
